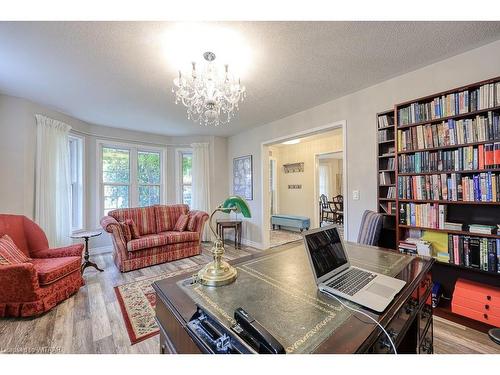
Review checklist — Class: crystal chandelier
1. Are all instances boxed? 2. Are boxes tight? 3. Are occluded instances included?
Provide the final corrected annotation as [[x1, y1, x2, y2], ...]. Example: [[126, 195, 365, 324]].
[[173, 51, 246, 126]]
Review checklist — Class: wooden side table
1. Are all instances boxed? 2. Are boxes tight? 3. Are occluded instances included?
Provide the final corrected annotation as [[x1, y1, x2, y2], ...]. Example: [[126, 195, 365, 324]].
[[216, 220, 242, 249], [71, 230, 103, 273]]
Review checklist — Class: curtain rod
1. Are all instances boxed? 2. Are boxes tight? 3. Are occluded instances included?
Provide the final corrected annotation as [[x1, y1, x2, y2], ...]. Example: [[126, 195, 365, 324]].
[[69, 128, 194, 147]]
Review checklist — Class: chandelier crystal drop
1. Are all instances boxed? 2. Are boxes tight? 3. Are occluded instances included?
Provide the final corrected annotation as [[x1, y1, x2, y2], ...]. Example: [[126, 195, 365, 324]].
[[172, 51, 246, 126]]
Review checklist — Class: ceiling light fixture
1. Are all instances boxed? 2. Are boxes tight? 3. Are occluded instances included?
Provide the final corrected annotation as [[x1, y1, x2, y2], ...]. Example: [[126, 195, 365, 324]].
[[172, 51, 246, 126], [282, 139, 301, 145]]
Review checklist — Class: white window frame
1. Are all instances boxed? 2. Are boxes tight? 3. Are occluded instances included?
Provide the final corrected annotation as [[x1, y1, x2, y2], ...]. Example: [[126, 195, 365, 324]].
[[175, 148, 193, 205], [96, 140, 166, 220], [69, 134, 85, 233]]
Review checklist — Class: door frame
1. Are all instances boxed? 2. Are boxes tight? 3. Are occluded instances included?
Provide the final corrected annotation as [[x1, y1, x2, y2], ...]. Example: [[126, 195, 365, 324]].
[[315, 151, 344, 228], [260, 120, 347, 249]]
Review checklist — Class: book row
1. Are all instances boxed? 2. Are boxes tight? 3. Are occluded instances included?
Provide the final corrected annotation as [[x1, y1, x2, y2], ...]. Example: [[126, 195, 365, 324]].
[[397, 112, 500, 151], [398, 203, 446, 229], [377, 114, 394, 128], [386, 186, 396, 199], [378, 129, 393, 142], [398, 82, 500, 126], [398, 173, 500, 202], [397, 144, 500, 173], [446, 235, 499, 273]]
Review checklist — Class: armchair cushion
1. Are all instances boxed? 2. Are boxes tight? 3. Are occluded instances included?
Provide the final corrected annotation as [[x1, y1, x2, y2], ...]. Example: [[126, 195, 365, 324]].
[[0, 234, 31, 264], [31, 244, 84, 259], [31, 256, 81, 286]]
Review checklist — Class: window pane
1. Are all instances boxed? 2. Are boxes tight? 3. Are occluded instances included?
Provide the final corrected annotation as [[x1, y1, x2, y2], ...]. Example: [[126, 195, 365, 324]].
[[182, 153, 192, 185], [138, 151, 161, 184], [102, 147, 130, 183], [139, 185, 160, 207], [103, 184, 129, 214], [182, 185, 192, 206]]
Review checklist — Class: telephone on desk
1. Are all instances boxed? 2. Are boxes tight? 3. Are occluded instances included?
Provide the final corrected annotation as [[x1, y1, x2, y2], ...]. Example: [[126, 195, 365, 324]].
[[186, 305, 285, 354]]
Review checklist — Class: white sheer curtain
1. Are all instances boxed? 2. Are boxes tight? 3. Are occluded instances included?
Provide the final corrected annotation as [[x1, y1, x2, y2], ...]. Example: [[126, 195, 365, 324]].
[[191, 142, 211, 241], [319, 164, 331, 197], [35, 114, 72, 247]]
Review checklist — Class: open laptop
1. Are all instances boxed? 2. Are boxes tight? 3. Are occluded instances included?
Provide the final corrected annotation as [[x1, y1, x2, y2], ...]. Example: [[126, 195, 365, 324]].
[[303, 226, 406, 312]]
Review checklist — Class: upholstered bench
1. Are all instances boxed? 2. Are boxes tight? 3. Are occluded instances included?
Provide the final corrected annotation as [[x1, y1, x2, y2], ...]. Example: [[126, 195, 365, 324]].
[[271, 215, 310, 232]]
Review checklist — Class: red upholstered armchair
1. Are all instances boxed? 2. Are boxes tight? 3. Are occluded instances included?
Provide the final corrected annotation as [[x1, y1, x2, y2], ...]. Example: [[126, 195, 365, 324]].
[[0, 214, 84, 317]]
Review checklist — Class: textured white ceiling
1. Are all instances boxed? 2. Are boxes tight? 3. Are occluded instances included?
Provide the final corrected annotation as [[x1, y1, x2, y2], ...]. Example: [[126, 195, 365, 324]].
[[1, 21, 500, 136]]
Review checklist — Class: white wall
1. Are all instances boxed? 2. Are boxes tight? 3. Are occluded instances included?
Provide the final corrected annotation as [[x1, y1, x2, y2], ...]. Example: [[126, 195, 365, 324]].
[[0, 94, 228, 250], [227, 39, 500, 246]]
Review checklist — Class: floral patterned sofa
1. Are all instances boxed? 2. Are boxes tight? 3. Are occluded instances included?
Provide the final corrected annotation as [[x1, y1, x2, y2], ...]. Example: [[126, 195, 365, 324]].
[[100, 204, 208, 272]]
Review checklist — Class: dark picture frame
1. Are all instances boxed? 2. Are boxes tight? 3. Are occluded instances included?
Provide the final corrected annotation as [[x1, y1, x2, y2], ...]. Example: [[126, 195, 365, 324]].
[[233, 155, 253, 200]]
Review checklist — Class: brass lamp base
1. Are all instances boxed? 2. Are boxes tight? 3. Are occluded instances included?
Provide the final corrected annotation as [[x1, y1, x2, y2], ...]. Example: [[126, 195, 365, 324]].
[[197, 260, 238, 287], [197, 238, 237, 287]]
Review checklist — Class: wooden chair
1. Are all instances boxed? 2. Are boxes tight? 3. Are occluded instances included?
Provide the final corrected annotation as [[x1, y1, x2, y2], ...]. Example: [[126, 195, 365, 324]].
[[319, 194, 336, 227], [332, 195, 344, 224], [357, 210, 384, 246]]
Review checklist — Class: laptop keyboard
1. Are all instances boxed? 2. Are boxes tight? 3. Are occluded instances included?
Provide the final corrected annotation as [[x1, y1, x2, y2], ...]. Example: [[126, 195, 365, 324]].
[[327, 268, 377, 296]]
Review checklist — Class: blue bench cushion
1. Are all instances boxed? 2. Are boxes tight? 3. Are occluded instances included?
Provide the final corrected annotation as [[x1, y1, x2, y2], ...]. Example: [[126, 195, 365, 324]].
[[271, 215, 310, 230]]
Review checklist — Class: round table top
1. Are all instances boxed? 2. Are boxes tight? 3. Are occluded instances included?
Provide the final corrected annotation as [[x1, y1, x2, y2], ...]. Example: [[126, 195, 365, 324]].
[[70, 230, 102, 239]]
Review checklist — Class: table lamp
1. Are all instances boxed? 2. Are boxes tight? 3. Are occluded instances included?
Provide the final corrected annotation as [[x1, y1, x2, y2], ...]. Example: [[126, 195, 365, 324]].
[[197, 196, 251, 287]]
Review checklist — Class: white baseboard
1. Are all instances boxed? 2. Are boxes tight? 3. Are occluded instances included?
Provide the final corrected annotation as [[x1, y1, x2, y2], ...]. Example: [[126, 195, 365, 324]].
[[241, 238, 265, 250]]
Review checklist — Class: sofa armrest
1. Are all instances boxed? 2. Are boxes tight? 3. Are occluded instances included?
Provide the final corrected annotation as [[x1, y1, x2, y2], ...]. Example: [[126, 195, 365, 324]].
[[100, 216, 120, 233], [0, 263, 39, 302], [32, 244, 84, 259], [187, 210, 209, 233]]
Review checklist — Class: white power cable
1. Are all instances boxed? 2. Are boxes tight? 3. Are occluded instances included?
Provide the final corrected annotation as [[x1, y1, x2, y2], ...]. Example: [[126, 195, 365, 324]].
[[321, 290, 398, 354]]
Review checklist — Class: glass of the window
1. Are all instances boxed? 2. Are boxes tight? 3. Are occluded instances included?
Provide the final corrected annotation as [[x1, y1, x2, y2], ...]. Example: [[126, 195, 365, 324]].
[[102, 147, 130, 215], [138, 151, 161, 207]]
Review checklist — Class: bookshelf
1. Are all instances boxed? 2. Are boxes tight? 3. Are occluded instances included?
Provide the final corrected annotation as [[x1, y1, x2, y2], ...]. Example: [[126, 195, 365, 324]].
[[377, 110, 397, 249], [394, 76, 500, 330]]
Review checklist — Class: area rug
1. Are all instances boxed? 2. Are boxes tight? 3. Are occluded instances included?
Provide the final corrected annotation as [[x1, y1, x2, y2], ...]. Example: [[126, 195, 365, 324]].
[[115, 264, 202, 345]]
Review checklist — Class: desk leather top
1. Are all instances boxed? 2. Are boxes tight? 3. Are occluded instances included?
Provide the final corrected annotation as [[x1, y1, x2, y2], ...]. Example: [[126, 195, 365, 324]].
[[177, 242, 415, 353]]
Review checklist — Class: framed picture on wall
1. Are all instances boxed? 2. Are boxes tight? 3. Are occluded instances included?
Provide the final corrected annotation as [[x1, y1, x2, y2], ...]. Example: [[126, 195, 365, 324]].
[[233, 155, 253, 200]]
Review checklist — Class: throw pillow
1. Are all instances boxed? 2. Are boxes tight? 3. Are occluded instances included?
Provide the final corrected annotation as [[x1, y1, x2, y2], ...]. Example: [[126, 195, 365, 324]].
[[0, 234, 31, 265], [174, 214, 189, 232], [187, 214, 197, 232], [119, 221, 132, 242], [126, 219, 141, 239]]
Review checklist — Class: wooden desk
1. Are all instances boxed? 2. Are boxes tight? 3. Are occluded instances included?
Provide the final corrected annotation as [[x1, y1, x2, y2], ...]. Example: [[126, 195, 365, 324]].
[[153, 242, 434, 354], [216, 219, 242, 249]]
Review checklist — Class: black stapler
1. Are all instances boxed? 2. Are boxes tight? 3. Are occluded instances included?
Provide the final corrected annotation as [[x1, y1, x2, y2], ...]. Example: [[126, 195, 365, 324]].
[[231, 307, 286, 354]]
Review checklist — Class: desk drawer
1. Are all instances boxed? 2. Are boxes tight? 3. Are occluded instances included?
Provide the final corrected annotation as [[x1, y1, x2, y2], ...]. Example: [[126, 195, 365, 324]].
[[453, 279, 500, 306], [453, 296, 500, 316], [451, 304, 500, 327]]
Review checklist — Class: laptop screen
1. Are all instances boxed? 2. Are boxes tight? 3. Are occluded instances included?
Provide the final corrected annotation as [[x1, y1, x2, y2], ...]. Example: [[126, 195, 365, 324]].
[[305, 227, 348, 278]]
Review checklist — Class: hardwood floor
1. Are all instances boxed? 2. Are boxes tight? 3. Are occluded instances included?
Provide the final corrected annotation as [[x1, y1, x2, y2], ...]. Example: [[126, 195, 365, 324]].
[[0, 241, 498, 354]]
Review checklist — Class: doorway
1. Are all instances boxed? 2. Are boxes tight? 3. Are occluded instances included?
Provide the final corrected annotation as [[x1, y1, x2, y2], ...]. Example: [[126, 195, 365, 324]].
[[261, 120, 347, 250]]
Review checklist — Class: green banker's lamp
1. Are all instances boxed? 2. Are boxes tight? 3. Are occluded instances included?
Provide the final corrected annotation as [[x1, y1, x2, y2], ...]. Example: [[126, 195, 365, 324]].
[[197, 196, 251, 287]]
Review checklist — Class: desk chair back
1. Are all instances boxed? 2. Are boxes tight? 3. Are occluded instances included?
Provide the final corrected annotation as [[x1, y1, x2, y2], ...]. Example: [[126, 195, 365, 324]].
[[357, 210, 383, 246]]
